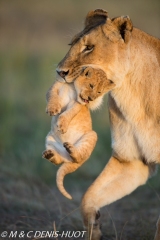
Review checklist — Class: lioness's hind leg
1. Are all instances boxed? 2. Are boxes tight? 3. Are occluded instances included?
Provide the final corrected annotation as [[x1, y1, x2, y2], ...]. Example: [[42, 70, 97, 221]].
[[42, 149, 63, 165]]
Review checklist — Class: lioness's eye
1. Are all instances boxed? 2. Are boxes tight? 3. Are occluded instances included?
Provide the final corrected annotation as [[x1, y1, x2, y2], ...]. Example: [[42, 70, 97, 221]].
[[83, 45, 94, 53], [98, 91, 101, 94], [90, 84, 94, 89]]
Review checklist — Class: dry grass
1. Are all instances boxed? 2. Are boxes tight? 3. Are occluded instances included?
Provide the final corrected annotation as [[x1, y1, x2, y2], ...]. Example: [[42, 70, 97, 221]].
[[1, 168, 160, 240]]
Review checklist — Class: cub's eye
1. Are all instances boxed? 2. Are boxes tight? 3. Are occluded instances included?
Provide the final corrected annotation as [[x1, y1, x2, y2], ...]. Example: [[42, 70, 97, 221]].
[[98, 91, 101, 94], [83, 45, 94, 53], [85, 70, 90, 77], [89, 84, 94, 89]]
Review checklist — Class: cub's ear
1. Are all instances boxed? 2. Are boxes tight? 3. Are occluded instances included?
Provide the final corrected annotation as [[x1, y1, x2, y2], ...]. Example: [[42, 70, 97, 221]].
[[112, 16, 133, 43], [103, 79, 116, 91], [85, 9, 108, 28]]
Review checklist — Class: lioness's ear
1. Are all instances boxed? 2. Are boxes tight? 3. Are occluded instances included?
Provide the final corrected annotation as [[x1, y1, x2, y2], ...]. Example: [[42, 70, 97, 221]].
[[112, 16, 133, 43], [85, 9, 108, 28]]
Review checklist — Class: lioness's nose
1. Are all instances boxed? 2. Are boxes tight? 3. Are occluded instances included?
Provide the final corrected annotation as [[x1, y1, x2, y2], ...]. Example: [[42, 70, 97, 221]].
[[56, 69, 69, 79]]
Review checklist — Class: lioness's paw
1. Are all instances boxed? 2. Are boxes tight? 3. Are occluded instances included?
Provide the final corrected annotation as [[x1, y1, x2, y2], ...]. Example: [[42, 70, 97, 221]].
[[46, 103, 61, 116], [57, 116, 69, 134]]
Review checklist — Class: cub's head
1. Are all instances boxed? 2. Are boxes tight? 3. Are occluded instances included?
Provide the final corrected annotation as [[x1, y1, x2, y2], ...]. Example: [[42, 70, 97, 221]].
[[56, 9, 133, 86], [74, 67, 115, 110]]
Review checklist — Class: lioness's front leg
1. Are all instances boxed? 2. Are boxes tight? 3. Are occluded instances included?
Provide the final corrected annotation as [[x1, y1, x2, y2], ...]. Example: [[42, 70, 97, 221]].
[[81, 156, 149, 240]]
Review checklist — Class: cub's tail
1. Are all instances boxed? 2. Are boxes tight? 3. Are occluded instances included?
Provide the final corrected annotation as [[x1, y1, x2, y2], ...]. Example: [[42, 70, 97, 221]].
[[56, 162, 80, 200]]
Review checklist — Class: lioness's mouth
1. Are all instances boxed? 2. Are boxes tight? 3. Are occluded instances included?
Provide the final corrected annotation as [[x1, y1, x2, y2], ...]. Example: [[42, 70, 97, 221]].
[[79, 94, 89, 104]]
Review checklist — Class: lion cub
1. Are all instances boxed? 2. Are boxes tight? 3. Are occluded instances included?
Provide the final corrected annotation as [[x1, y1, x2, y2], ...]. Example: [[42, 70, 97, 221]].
[[42, 67, 115, 199]]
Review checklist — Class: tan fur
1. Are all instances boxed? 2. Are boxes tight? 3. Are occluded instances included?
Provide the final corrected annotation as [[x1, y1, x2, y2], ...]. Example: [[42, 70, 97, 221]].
[[56, 9, 160, 239], [43, 67, 115, 199]]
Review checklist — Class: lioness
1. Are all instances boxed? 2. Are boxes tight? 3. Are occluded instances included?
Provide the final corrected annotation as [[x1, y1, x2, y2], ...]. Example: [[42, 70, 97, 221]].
[[43, 67, 115, 199], [56, 9, 160, 240]]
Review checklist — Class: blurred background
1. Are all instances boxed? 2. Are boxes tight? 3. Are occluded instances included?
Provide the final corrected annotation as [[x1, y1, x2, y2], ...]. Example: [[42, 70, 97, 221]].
[[0, 0, 160, 239]]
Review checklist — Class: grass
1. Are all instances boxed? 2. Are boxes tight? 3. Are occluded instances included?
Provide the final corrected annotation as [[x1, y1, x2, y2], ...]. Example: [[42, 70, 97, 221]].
[[0, 1, 160, 239]]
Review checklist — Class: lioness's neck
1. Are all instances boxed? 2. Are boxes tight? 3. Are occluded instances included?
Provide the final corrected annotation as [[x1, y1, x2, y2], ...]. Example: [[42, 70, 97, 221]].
[[130, 28, 160, 67], [132, 28, 160, 47], [111, 28, 160, 121], [128, 28, 160, 86]]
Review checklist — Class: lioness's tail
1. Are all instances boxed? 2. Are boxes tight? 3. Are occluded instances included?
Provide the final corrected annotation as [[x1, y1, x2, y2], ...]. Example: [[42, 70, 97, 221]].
[[56, 162, 80, 200]]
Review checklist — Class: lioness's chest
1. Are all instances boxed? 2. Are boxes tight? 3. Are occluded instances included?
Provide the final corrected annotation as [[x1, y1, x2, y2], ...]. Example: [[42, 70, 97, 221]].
[[133, 120, 160, 163], [109, 93, 160, 163]]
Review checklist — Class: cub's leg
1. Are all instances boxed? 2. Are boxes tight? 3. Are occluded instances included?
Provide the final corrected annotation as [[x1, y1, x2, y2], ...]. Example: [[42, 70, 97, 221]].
[[63, 131, 97, 163], [42, 149, 63, 165], [154, 216, 160, 240], [81, 156, 149, 240], [46, 81, 63, 116], [57, 102, 82, 134], [42, 132, 72, 164]]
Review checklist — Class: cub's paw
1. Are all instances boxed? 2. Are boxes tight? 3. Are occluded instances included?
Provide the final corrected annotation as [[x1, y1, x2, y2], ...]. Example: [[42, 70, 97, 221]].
[[64, 142, 80, 163], [63, 142, 75, 154], [42, 150, 61, 165], [63, 142, 78, 161], [42, 149, 54, 160], [57, 116, 69, 134], [46, 102, 61, 116]]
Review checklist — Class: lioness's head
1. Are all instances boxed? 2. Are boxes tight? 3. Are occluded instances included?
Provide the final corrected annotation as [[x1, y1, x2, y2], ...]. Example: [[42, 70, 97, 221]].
[[74, 67, 115, 110], [56, 9, 133, 86]]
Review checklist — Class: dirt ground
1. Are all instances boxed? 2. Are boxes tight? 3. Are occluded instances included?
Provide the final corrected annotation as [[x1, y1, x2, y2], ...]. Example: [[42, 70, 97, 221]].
[[1, 169, 160, 240]]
